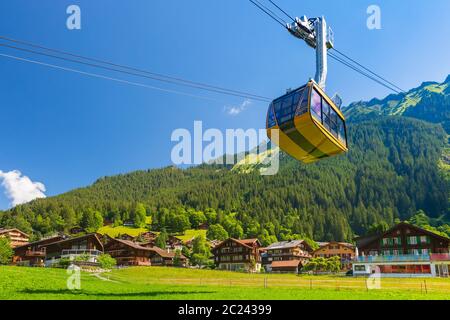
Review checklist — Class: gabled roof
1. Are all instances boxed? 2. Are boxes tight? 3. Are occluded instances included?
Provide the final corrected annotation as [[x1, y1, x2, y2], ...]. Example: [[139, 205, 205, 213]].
[[44, 233, 104, 251], [265, 240, 307, 250], [0, 228, 30, 238], [316, 241, 355, 249], [14, 235, 64, 250], [355, 222, 450, 249], [212, 238, 261, 251], [106, 237, 153, 251], [149, 246, 186, 259], [167, 235, 183, 243], [237, 239, 261, 247], [271, 260, 302, 268]]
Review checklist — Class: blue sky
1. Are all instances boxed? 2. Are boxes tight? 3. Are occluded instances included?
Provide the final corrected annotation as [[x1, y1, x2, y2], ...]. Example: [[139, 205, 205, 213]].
[[0, 0, 449, 209]]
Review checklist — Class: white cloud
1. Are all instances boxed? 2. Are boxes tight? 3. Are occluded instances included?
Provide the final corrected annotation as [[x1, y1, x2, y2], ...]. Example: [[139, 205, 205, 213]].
[[0, 170, 46, 207], [225, 99, 252, 116]]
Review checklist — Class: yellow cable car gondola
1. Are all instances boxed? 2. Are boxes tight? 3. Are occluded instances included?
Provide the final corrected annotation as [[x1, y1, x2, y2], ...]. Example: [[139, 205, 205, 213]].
[[266, 15, 348, 163], [266, 80, 348, 163]]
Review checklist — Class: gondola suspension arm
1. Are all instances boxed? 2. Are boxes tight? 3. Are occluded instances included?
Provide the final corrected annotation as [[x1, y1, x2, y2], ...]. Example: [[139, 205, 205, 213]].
[[287, 16, 334, 93]]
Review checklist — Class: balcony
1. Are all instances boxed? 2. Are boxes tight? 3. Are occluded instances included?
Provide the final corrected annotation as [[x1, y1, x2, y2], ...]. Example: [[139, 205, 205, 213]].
[[25, 249, 46, 257], [430, 254, 450, 262], [356, 254, 431, 263], [269, 252, 310, 257], [61, 249, 103, 257]]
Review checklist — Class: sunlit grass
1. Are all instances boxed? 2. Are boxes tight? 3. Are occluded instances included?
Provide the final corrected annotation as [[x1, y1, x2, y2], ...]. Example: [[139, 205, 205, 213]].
[[1, 266, 449, 300]]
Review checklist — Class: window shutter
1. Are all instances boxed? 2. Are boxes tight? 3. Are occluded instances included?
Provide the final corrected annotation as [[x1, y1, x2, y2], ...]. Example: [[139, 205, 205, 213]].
[[426, 236, 430, 244], [406, 237, 410, 245]]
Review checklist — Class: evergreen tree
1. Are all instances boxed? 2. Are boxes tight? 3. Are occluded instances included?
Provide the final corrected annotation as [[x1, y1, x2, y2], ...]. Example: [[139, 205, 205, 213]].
[[0, 238, 13, 265], [155, 229, 168, 249]]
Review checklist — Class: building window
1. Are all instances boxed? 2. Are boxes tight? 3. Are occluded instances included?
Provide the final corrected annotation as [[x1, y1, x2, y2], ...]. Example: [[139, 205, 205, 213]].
[[354, 265, 366, 272], [393, 237, 401, 245]]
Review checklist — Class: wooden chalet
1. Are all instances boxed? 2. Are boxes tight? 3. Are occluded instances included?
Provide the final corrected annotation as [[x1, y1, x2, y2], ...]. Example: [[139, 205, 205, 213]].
[[13, 236, 65, 267], [104, 237, 153, 266], [167, 235, 184, 250], [198, 222, 209, 230], [117, 233, 136, 241], [354, 222, 450, 277], [43, 233, 104, 266], [69, 226, 86, 235], [149, 247, 187, 267], [263, 240, 313, 273], [212, 238, 262, 272], [0, 228, 30, 248], [271, 260, 303, 274], [313, 241, 356, 270], [123, 220, 135, 227], [138, 231, 158, 242]]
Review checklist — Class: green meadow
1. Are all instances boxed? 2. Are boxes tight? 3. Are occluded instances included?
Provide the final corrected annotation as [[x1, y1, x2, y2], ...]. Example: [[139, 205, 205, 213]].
[[1, 266, 450, 300]]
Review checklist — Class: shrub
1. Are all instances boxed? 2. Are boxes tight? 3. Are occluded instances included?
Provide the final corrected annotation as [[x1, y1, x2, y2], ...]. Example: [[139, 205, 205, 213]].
[[97, 254, 117, 269]]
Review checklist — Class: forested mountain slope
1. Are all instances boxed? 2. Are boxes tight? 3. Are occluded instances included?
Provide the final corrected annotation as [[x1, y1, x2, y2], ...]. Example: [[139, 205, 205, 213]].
[[344, 75, 450, 132], [1, 116, 448, 243]]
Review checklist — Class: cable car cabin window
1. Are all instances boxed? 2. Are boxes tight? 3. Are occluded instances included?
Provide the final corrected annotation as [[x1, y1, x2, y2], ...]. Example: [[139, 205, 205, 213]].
[[295, 88, 309, 116], [322, 100, 331, 119], [338, 119, 347, 147], [322, 99, 331, 131], [277, 94, 296, 125], [293, 92, 301, 106], [273, 100, 282, 123], [330, 109, 339, 139], [267, 104, 276, 128], [310, 89, 322, 121]]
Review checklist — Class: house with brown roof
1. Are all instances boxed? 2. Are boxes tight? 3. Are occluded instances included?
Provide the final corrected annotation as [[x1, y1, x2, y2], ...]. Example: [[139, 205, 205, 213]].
[[104, 237, 153, 266], [138, 231, 158, 243], [13, 233, 103, 267], [0, 228, 30, 248], [271, 260, 303, 274], [353, 222, 450, 277], [149, 247, 187, 267], [263, 240, 313, 273], [117, 233, 136, 241], [212, 238, 262, 272], [13, 236, 65, 267], [167, 235, 184, 251], [43, 233, 104, 267], [313, 241, 356, 270]]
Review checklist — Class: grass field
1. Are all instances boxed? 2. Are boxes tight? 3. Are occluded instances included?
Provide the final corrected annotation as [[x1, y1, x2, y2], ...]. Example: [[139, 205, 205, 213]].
[[175, 229, 207, 242], [97, 225, 149, 238], [97, 225, 203, 243], [1, 266, 449, 300]]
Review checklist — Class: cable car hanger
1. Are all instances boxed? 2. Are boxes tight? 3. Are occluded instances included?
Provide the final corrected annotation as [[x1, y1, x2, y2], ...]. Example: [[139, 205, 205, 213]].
[[287, 15, 341, 107]]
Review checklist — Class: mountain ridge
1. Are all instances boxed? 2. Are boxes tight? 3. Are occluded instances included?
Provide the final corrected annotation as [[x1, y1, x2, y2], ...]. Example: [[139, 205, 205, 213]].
[[344, 75, 450, 133]]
